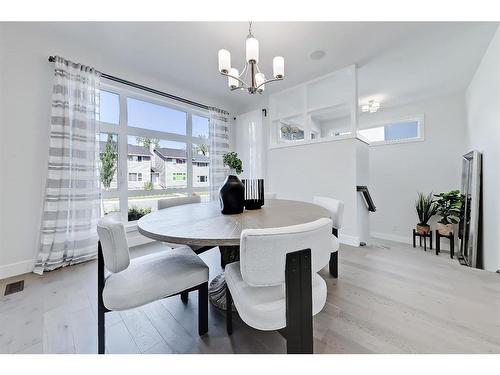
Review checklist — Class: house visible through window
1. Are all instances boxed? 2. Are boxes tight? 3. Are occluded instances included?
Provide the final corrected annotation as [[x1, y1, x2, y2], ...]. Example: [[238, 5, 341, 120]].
[[358, 117, 423, 145], [197, 175, 207, 183]]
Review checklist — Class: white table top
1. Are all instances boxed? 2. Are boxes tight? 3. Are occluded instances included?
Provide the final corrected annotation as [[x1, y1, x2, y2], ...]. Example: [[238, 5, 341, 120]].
[[137, 199, 331, 247]]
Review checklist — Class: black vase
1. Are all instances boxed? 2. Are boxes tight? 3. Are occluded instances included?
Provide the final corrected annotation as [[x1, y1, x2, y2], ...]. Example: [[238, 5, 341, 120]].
[[219, 175, 244, 214]]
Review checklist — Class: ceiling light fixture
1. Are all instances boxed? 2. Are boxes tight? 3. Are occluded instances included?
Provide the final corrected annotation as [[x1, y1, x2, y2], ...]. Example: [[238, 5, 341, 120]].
[[361, 100, 381, 113], [218, 22, 284, 94]]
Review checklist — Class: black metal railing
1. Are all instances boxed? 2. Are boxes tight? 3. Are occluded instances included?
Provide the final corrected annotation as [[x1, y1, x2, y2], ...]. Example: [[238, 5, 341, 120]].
[[357, 185, 376, 212]]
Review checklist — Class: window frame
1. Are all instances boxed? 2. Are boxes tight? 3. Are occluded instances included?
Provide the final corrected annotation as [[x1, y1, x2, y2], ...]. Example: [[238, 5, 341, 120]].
[[99, 81, 210, 223], [357, 114, 425, 146]]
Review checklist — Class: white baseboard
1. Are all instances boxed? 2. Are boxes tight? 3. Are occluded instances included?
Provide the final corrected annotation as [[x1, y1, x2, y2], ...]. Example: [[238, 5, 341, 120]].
[[370, 231, 452, 251], [0, 259, 35, 280], [339, 234, 360, 247], [371, 231, 413, 244]]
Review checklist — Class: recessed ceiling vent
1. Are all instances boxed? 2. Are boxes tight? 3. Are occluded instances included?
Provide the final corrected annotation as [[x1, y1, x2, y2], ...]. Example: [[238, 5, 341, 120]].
[[310, 50, 326, 60]]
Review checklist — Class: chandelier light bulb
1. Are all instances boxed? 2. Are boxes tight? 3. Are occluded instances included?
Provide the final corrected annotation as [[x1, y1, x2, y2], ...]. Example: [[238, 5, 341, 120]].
[[255, 73, 266, 91], [228, 68, 240, 89], [218, 49, 231, 73], [246, 37, 259, 63], [273, 56, 284, 79]]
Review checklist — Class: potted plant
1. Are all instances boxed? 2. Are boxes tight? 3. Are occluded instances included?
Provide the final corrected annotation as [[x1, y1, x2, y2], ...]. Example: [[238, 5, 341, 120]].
[[434, 190, 462, 236], [219, 152, 244, 214], [415, 192, 437, 235]]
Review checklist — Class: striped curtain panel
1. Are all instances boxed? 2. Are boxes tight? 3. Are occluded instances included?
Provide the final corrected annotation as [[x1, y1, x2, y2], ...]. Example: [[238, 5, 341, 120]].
[[34, 56, 101, 274], [209, 107, 231, 201]]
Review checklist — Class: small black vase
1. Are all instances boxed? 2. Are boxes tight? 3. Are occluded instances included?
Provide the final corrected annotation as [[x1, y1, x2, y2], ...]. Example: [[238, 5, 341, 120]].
[[219, 175, 244, 214]]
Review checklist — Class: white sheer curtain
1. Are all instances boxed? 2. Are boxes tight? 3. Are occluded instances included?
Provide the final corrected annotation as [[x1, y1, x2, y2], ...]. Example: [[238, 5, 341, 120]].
[[34, 56, 101, 274], [208, 107, 231, 200]]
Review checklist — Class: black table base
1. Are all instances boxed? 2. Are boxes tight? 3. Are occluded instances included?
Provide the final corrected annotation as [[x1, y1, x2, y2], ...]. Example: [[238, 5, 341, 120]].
[[208, 246, 239, 311]]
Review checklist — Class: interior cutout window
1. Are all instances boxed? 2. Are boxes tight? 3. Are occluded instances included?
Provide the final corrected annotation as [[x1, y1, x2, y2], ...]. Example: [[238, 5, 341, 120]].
[[279, 120, 305, 142], [358, 118, 423, 145]]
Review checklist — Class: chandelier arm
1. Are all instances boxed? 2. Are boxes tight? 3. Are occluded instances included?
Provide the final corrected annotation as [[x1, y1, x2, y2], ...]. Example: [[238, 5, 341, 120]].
[[243, 62, 250, 82], [239, 62, 249, 78], [220, 71, 250, 88], [255, 77, 283, 90]]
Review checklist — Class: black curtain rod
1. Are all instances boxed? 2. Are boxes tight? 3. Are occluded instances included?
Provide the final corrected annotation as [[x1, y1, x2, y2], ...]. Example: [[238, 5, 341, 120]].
[[48, 56, 218, 112]]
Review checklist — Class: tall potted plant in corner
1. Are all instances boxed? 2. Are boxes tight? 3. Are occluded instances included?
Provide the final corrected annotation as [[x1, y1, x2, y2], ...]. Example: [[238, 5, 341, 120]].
[[415, 192, 437, 235], [219, 152, 244, 214], [434, 190, 462, 236]]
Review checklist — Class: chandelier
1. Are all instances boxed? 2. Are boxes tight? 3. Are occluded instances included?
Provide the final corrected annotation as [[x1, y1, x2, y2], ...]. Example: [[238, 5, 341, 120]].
[[217, 22, 285, 94]]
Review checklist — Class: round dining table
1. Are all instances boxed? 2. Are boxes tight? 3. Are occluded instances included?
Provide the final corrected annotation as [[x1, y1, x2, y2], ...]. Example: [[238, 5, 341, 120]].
[[137, 199, 331, 310]]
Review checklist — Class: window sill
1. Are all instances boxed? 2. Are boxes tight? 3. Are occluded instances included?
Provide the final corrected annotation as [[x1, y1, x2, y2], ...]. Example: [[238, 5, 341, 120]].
[[269, 134, 368, 150], [125, 221, 138, 232]]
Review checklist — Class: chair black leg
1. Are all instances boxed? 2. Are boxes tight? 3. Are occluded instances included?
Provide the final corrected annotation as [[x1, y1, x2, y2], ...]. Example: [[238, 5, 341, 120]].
[[181, 291, 189, 303], [285, 249, 313, 354], [97, 241, 106, 354], [98, 304, 105, 354], [329, 251, 338, 278], [226, 284, 233, 335], [198, 282, 208, 336]]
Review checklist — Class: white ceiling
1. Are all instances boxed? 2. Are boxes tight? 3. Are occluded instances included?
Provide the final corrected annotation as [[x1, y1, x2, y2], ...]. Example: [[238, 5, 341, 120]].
[[35, 22, 498, 114]]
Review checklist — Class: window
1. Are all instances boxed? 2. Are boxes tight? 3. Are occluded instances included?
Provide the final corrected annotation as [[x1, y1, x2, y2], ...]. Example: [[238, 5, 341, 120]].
[[99, 91, 120, 125], [192, 143, 210, 188], [98, 83, 211, 222], [173, 172, 187, 181], [127, 97, 187, 135], [192, 115, 209, 138], [358, 117, 423, 145], [279, 120, 305, 142]]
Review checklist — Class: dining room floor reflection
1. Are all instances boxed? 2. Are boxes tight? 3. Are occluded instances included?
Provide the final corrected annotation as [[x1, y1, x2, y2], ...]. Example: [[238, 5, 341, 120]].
[[1, 239, 499, 354]]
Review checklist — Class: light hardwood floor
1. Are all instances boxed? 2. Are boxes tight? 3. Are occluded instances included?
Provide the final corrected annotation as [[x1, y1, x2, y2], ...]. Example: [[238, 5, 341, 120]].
[[1, 239, 499, 354]]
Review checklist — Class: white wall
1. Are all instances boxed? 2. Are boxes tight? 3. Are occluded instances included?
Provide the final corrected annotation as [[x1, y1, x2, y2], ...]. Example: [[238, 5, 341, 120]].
[[362, 92, 467, 245], [465, 26, 500, 272], [267, 138, 369, 246], [0, 23, 236, 279]]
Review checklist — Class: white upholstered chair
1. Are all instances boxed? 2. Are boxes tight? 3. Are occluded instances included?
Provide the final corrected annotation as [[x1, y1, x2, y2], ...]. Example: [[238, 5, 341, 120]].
[[96, 215, 209, 354], [313, 196, 344, 278], [225, 218, 333, 353]]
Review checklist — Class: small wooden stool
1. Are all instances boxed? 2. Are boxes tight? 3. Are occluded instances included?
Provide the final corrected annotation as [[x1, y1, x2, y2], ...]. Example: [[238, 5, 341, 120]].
[[412, 229, 433, 251], [435, 230, 454, 258]]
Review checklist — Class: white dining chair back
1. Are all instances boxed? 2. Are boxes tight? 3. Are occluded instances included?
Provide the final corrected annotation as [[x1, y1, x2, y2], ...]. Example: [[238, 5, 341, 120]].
[[158, 194, 201, 210], [97, 214, 130, 273], [313, 196, 344, 230], [239, 218, 333, 287]]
